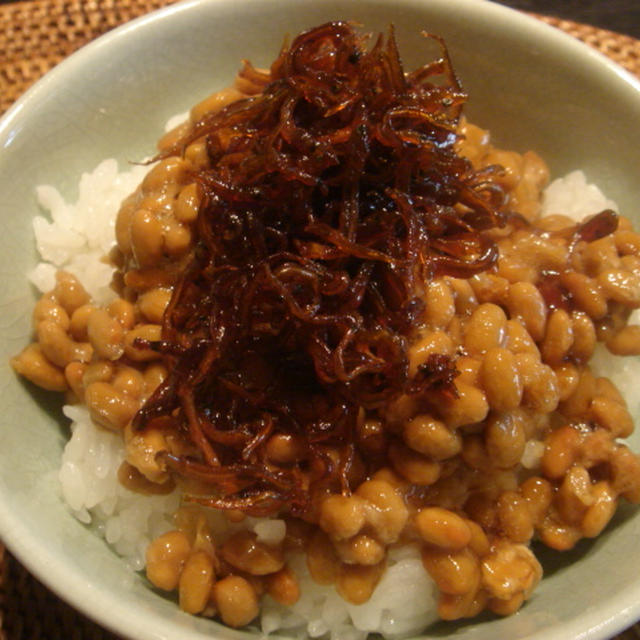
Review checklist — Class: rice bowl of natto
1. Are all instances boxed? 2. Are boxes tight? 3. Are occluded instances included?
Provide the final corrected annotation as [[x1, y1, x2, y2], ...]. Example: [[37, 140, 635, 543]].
[[2, 1, 640, 640]]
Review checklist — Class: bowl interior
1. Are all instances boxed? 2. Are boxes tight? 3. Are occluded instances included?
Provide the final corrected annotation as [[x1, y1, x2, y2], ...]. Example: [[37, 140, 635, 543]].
[[1, 1, 640, 639]]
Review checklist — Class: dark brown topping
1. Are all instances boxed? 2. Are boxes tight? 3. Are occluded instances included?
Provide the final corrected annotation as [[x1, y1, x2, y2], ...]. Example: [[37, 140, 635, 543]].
[[133, 22, 505, 515]]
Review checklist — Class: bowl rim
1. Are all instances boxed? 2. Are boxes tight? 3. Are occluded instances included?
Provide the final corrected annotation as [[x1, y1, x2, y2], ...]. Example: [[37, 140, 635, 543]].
[[1, 0, 640, 639]]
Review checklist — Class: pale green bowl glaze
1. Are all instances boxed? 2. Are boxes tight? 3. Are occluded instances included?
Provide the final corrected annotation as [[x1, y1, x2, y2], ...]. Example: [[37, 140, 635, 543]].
[[1, 1, 639, 638]]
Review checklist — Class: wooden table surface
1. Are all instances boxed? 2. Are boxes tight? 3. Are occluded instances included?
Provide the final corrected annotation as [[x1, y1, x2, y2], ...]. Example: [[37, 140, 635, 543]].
[[497, 0, 640, 39]]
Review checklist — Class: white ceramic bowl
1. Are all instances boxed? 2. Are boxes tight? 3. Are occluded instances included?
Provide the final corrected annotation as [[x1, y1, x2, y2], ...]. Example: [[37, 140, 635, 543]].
[[1, 1, 640, 639]]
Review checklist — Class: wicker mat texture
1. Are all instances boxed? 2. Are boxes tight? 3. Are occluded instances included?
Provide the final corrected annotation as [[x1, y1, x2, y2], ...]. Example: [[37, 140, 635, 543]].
[[2, 2, 640, 639]]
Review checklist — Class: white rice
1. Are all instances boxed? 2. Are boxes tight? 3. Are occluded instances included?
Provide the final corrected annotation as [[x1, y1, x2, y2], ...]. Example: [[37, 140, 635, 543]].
[[541, 169, 618, 220], [58, 404, 181, 570], [30, 159, 150, 305], [261, 546, 438, 640], [30, 159, 638, 637]]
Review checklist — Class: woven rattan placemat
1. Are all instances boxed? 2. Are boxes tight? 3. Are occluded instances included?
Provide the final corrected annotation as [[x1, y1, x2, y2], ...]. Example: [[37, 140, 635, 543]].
[[2, 2, 640, 639]]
